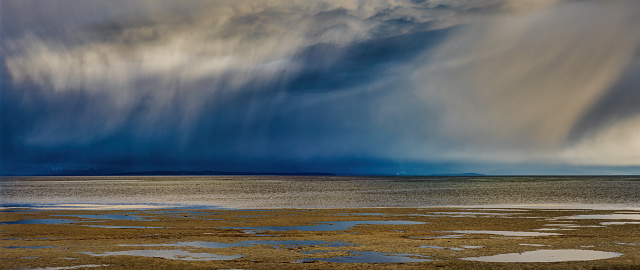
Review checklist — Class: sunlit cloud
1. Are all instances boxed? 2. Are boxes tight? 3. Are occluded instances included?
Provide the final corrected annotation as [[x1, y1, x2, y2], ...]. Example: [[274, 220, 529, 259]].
[[2, 0, 640, 174], [412, 0, 640, 163]]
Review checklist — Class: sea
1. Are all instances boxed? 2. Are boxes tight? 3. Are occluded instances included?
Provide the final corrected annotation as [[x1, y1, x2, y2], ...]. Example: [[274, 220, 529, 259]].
[[1, 176, 640, 209]]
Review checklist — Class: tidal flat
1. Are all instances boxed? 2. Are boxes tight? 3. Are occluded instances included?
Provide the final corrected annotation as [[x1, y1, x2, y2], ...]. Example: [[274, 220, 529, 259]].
[[2, 207, 640, 269]]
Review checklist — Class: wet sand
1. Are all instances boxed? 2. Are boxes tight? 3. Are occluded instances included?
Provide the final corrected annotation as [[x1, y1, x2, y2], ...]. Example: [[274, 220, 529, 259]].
[[2, 207, 640, 269]]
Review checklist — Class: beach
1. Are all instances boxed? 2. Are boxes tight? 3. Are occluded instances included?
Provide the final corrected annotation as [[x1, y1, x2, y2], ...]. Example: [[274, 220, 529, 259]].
[[2, 206, 640, 269], [5, 1, 640, 268]]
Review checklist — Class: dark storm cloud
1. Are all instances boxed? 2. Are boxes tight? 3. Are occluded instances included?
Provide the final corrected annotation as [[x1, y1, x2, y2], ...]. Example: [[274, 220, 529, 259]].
[[2, 0, 640, 174], [2, 0, 468, 174]]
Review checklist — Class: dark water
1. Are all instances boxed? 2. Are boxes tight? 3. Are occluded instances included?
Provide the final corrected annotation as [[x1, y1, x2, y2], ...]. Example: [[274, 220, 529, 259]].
[[1, 176, 639, 209]]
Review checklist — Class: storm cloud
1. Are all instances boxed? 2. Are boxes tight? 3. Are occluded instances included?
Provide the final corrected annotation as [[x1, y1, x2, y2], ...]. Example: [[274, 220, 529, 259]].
[[2, 0, 640, 175]]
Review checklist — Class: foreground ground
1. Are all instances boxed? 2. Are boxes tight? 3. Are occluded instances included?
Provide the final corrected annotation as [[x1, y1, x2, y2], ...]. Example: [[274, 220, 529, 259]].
[[1, 206, 640, 269]]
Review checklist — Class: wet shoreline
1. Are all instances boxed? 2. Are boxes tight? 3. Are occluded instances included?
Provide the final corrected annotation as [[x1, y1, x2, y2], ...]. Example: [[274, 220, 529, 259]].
[[2, 206, 639, 269]]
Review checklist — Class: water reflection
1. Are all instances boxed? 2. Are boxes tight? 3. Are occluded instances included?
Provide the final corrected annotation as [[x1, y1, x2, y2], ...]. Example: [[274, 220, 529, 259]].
[[54, 214, 150, 221], [121, 240, 354, 249], [461, 249, 622, 262], [80, 250, 242, 261], [0, 219, 83, 225], [83, 225, 164, 229], [420, 245, 465, 250], [448, 230, 562, 237], [29, 264, 109, 270], [225, 220, 425, 231], [3, 246, 54, 249], [561, 214, 640, 220], [296, 251, 432, 263]]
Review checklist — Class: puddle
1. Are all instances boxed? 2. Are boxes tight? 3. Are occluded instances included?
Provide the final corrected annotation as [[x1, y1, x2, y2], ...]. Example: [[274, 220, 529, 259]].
[[418, 235, 464, 239], [80, 250, 242, 261], [601, 221, 640, 226], [616, 242, 640, 246], [237, 229, 277, 236], [431, 212, 510, 216], [543, 224, 604, 228], [22, 257, 40, 259], [296, 251, 431, 263], [461, 245, 484, 249], [561, 214, 640, 220], [32, 204, 171, 210], [336, 213, 386, 216], [54, 214, 149, 221], [420, 245, 465, 250], [463, 209, 530, 212], [519, 244, 551, 247], [83, 225, 165, 229], [0, 219, 84, 225], [301, 250, 334, 255], [225, 220, 425, 231], [122, 240, 354, 249], [400, 214, 436, 217], [460, 249, 622, 262], [29, 265, 109, 270], [3, 246, 54, 249], [449, 230, 561, 237]]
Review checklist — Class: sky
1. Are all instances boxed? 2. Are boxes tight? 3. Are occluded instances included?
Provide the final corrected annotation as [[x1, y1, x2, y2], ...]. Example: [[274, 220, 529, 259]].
[[2, 0, 640, 175]]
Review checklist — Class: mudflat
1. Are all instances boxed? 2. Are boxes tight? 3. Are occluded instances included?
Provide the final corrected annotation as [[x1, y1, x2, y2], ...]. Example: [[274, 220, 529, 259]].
[[2, 207, 639, 269]]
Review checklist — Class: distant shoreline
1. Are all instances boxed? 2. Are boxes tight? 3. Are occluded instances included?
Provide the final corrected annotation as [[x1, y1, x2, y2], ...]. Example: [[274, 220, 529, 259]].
[[1, 172, 488, 177]]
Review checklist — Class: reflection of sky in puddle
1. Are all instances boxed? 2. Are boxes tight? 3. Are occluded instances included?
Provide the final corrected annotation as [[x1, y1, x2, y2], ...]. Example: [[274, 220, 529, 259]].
[[461, 245, 484, 249], [237, 229, 278, 236], [461, 249, 622, 262], [0, 219, 84, 225], [82, 240, 355, 261], [449, 230, 561, 237], [543, 224, 604, 228], [22, 257, 39, 259], [27, 204, 172, 210], [561, 214, 640, 220], [420, 245, 465, 250], [601, 221, 640, 226], [29, 264, 110, 270], [225, 220, 425, 231], [462, 208, 530, 212], [121, 240, 354, 249], [535, 228, 575, 231], [460, 204, 640, 211], [83, 225, 165, 229], [418, 234, 464, 239], [519, 243, 551, 247], [54, 214, 150, 221], [3, 246, 54, 249], [296, 251, 431, 263], [616, 242, 640, 246], [431, 212, 511, 216], [80, 250, 242, 261], [336, 213, 386, 216]]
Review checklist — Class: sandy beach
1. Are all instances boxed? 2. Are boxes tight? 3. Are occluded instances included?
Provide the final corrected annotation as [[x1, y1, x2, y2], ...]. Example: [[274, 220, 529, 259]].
[[2, 206, 639, 269]]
